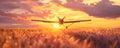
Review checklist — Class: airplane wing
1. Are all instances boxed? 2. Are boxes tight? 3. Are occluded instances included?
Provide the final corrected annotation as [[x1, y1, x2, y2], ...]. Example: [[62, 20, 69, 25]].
[[31, 20, 59, 23], [64, 20, 91, 23]]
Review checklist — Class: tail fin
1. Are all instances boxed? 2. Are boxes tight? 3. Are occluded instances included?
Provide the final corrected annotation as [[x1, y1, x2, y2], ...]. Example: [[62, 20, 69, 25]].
[[57, 16, 66, 20], [63, 16, 66, 19], [57, 16, 60, 19]]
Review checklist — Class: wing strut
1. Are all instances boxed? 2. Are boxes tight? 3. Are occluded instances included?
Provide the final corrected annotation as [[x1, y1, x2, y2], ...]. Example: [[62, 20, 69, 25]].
[[63, 23, 74, 29]]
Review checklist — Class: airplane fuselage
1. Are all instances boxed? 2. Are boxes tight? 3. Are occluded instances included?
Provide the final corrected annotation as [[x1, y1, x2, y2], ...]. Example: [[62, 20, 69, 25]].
[[59, 18, 64, 25]]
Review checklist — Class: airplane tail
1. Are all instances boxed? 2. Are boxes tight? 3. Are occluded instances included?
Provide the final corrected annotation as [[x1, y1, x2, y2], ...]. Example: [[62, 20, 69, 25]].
[[63, 16, 66, 19], [57, 16, 60, 19], [57, 16, 66, 19]]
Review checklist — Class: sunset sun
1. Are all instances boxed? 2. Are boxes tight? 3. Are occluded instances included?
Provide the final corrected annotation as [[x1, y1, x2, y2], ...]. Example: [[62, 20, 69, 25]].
[[53, 23, 61, 28]]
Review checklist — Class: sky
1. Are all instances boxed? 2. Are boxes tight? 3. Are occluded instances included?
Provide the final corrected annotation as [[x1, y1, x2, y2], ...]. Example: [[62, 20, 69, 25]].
[[0, 0, 120, 28]]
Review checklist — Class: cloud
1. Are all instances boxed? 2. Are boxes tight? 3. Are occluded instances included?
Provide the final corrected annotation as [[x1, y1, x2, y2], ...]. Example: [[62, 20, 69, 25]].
[[0, 0, 51, 22], [54, 0, 120, 18], [0, 0, 54, 28]]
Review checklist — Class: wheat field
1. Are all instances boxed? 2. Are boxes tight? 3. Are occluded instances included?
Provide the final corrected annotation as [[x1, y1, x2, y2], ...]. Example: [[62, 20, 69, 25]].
[[0, 28, 120, 48]]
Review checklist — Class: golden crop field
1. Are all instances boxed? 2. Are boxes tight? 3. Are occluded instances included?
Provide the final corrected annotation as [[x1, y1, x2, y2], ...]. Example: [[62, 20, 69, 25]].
[[0, 28, 120, 48]]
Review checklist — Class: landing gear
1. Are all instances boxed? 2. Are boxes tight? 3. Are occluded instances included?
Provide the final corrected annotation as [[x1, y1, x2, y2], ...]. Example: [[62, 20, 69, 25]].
[[63, 23, 74, 29], [66, 26, 68, 29]]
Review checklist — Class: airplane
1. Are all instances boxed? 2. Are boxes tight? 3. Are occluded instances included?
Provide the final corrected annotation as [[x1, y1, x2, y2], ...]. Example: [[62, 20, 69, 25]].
[[32, 16, 91, 29]]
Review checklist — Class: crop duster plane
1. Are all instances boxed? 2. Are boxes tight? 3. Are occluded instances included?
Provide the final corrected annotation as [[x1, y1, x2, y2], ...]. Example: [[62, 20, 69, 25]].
[[32, 17, 91, 29]]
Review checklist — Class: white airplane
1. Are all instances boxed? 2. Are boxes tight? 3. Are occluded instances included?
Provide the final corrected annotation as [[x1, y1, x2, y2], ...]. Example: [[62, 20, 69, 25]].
[[32, 17, 91, 29]]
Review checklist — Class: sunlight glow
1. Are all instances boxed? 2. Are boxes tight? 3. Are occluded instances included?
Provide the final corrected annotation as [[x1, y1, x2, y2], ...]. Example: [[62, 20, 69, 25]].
[[53, 23, 61, 28], [83, 0, 101, 5], [110, 0, 120, 5]]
